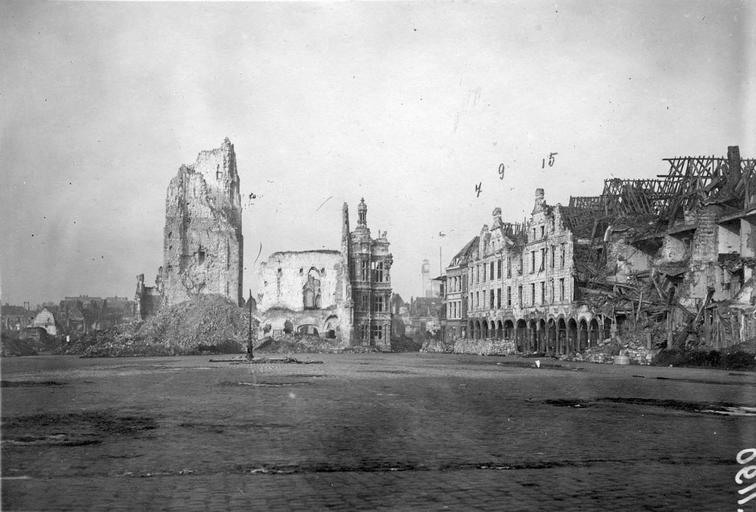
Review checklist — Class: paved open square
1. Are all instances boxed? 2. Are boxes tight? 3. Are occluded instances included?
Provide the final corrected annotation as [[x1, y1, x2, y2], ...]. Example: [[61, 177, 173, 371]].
[[2, 353, 755, 511]]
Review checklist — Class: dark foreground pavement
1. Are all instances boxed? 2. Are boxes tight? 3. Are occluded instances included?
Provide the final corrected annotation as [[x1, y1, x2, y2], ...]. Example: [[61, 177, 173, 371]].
[[2, 353, 754, 511]]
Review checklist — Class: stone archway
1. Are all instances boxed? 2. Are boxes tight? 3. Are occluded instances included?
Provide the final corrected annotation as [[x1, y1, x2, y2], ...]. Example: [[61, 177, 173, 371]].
[[323, 315, 339, 339], [504, 320, 514, 341], [578, 318, 588, 351], [527, 319, 538, 353], [283, 320, 293, 334], [296, 324, 319, 336], [589, 318, 599, 346], [547, 318, 557, 354], [481, 320, 489, 339], [538, 318, 546, 353], [557, 318, 567, 354], [567, 318, 578, 353], [496, 320, 503, 340], [516, 319, 527, 352]]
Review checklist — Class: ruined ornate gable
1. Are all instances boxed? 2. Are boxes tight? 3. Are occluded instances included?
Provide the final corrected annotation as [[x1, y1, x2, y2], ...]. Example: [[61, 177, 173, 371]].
[[161, 138, 243, 307]]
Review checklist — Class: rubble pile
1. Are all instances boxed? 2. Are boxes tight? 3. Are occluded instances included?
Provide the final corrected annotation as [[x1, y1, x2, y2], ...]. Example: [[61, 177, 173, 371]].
[[390, 336, 423, 352], [1, 333, 38, 357], [568, 334, 659, 365], [419, 337, 453, 353], [63, 295, 254, 357], [256, 333, 376, 353]]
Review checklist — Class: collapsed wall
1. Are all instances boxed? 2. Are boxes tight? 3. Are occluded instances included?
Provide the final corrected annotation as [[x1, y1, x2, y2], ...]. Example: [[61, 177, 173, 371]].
[[256, 250, 348, 344]]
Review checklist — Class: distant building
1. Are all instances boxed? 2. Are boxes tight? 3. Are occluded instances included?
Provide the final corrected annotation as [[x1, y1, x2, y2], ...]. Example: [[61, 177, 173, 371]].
[[56, 295, 134, 334], [406, 296, 444, 340], [1, 304, 34, 332], [32, 307, 58, 336], [440, 236, 478, 342]]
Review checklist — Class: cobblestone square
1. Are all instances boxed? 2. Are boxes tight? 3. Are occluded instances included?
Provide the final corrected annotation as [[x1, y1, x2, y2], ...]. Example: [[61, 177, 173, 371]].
[[2, 353, 754, 510]]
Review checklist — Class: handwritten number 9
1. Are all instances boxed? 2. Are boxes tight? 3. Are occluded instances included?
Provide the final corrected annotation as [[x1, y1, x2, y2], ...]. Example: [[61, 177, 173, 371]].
[[736, 465, 756, 485], [738, 448, 756, 465], [498, 163, 506, 180]]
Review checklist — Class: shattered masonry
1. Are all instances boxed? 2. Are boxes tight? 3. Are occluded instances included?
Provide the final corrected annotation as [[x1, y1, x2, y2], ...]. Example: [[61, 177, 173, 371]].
[[441, 146, 756, 357], [257, 199, 393, 349], [136, 139, 243, 318]]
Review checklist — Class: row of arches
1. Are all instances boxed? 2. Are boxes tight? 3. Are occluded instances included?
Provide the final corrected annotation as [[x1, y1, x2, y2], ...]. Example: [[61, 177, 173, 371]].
[[265, 315, 340, 340], [466, 316, 614, 354]]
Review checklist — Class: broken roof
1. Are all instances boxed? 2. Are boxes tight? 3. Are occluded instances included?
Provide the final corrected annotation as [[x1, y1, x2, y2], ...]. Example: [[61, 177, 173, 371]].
[[448, 236, 479, 267]]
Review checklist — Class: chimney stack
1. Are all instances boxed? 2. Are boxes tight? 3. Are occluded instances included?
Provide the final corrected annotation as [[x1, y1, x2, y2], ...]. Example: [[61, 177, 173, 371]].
[[534, 188, 545, 212]]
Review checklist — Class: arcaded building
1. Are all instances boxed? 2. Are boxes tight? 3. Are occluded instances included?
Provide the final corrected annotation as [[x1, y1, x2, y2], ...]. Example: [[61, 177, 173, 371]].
[[257, 199, 393, 349], [445, 189, 610, 355], [444, 145, 756, 356], [136, 139, 244, 318]]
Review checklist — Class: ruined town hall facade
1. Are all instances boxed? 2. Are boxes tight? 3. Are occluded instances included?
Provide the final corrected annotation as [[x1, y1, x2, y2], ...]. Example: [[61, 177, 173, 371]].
[[257, 199, 393, 349]]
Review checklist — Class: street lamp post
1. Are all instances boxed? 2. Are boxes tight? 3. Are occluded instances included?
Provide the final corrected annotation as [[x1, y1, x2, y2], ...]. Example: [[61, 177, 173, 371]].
[[247, 289, 254, 360]]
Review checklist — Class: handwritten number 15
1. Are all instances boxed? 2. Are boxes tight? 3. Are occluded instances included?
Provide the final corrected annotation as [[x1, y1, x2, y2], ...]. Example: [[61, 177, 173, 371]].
[[542, 152, 558, 169]]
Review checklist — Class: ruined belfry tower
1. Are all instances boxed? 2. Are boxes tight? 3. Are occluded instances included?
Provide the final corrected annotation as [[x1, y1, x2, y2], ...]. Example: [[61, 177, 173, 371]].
[[161, 138, 243, 307]]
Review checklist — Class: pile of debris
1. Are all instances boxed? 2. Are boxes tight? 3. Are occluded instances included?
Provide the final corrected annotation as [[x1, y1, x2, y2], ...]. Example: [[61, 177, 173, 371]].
[[567, 337, 658, 365], [1, 332, 38, 357], [255, 333, 372, 353], [419, 337, 452, 353], [63, 295, 255, 357], [391, 336, 423, 352]]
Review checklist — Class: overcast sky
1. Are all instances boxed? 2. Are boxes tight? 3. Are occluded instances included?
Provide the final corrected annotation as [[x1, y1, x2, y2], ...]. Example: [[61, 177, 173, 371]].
[[1, 0, 754, 306]]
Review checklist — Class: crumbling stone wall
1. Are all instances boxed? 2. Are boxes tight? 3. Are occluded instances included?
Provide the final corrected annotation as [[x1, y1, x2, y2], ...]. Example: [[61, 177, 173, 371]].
[[135, 273, 162, 320], [453, 337, 516, 356], [161, 138, 243, 307], [258, 251, 343, 311], [256, 251, 350, 344]]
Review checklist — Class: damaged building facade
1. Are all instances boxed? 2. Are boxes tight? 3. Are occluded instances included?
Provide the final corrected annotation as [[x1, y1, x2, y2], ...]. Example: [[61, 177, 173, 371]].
[[441, 146, 755, 357], [136, 138, 243, 319], [257, 199, 393, 349]]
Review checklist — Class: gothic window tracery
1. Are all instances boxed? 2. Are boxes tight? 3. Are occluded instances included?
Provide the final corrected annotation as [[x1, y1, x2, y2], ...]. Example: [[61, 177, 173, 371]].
[[303, 268, 322, 310]]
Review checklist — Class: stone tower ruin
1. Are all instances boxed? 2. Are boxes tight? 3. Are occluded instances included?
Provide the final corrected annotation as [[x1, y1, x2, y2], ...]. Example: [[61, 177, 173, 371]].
[[161, 138, 244, 307]]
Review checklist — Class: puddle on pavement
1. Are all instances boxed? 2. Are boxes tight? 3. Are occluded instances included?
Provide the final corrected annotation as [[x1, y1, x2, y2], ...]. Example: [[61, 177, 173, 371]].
[[1, 380, 66, 388], [219, 380, 312, 387], [541, 397, 756, 416], [653, 376, 756, 387], [1, 410, 157, 447], [355, 369, 414, 375], [543, 399, 593, 408], [178, 421, 293, 433]]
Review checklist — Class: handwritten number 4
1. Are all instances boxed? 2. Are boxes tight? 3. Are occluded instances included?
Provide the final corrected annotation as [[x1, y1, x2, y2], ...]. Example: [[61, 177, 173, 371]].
[[475, 182, 482, 197]]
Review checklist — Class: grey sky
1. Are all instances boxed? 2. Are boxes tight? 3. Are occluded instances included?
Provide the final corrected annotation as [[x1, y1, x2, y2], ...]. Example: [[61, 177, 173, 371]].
[[1, 1, 754, 306]]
